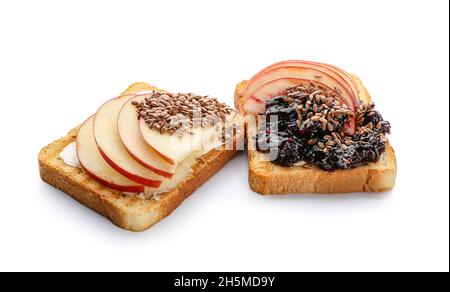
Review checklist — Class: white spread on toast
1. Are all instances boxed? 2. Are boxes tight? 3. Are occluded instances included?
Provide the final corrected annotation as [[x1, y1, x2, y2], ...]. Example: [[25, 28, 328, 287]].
[[60, 142, 80, 168], [120, 142, 214, 200], [141, 126, 223, 197]]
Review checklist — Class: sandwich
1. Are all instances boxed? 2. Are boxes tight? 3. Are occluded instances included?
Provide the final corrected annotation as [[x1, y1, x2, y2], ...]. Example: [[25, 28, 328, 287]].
[[39, 82, 243, 231], [234, 60, 397, 194]]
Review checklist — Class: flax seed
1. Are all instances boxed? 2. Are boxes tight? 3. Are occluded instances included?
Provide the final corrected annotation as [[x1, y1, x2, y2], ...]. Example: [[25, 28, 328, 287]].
[[308, 138, 318, 145]]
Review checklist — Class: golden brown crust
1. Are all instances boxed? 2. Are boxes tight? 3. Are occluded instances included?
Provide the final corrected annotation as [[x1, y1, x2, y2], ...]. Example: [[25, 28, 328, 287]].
[[38, 83, 242, 231], [234, 75, 397, 195], [247, 142, 397, 195], [234, 81, 248, 114]]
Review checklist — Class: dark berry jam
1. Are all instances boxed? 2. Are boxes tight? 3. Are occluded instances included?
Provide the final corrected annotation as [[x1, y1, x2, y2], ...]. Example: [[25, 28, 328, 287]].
[[255, 84, 391, 171]]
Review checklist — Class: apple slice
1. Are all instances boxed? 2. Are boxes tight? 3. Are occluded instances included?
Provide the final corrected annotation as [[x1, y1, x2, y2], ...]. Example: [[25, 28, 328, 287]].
[[244, 66, 350, 108], [139, 120, 218, 165], [243, 77, 336, 115], [94, 97, 163, 188], [77, 116, 145, 193], [242, 61, 359, 111], [243, 78, 303, 114], [320, 62, 360, 104], [118, 95, 177, 178], [250, 60, 359, 103]]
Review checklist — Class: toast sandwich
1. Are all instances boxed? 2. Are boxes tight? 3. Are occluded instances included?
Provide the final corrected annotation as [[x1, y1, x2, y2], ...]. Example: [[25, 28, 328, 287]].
[[39, 82, 243, 231], [234, 61, 397, 195]]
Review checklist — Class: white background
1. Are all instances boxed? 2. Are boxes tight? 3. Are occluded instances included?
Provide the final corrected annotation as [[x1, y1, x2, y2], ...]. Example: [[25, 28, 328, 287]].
[[0, 0, 448, 272]]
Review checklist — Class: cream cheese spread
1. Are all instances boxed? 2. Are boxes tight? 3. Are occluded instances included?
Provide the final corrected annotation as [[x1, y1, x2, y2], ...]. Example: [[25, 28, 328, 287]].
[[60, 142, 80, 168]]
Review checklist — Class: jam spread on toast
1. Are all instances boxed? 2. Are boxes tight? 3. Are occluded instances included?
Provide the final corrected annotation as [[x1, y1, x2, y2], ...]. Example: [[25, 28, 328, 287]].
[[255, 83, 391, 171]]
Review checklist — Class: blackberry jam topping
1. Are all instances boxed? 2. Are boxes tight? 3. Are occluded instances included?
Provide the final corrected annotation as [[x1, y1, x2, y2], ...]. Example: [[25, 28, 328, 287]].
[[255, 83, 391, 171]]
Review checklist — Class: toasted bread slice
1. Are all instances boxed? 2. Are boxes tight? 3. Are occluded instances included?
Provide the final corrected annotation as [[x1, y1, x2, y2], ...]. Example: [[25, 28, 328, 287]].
[[235, 75, 397, 195], [39, 82, 243, 231]]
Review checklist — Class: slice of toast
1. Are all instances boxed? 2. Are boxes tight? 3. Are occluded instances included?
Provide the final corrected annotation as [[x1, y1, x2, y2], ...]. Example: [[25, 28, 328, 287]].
[[235, 75, 397, 195], [39, 83, 242, 231]]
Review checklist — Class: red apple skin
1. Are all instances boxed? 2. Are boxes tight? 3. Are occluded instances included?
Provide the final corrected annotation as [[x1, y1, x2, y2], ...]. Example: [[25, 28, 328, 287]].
[[319, 63, 360, 98], [126, 150, 174, 178], [247, 60, 356, 99], [94, 97, 166, 188], [142, 146, 176, 166], [117, 95, 177, 177], [249, 78, 334, 104], [243, 60, 358, 110], [123, 94, 177, 166], [97, 146, 162, 188], [79, 162, 145, 193], [77, 116, 146, 193], [245, 65, 353, 107]]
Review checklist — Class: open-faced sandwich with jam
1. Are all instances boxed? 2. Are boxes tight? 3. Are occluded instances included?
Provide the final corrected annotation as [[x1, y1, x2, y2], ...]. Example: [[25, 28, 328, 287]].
[[235, 60, 397, 195], [39, 83, 243, 231]]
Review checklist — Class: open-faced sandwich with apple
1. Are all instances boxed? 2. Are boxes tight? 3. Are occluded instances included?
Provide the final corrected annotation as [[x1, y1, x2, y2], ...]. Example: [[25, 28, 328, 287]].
[[39, 83, 243, 231], [235, 60, 397, 194]]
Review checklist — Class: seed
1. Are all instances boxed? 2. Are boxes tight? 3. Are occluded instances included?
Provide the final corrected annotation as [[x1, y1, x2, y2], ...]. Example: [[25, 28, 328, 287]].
[[343, 159, 351, 164], [345, 110, 355, 116], [342, 144, 348, 150], [345, 140, 354, 146], [307, 112, 314, 119], [376, 121, 383, 129], [308, 138, 318, 145], [315, 95, 322, 104], [326, 141, 335, 147], [367, 122, 374, 129], [327, 123, 334, 131], [324, 135, 332, 140], [313, 104, 319, 113], [318, 142, 325, 149], [133, 91, 233, 136], [320, 118, 328, 125], [311, 116, 321, 122]]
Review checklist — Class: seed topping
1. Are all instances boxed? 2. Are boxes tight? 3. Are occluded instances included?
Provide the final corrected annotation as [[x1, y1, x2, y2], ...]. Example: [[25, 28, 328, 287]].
[[134, 91, 234, 135]]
